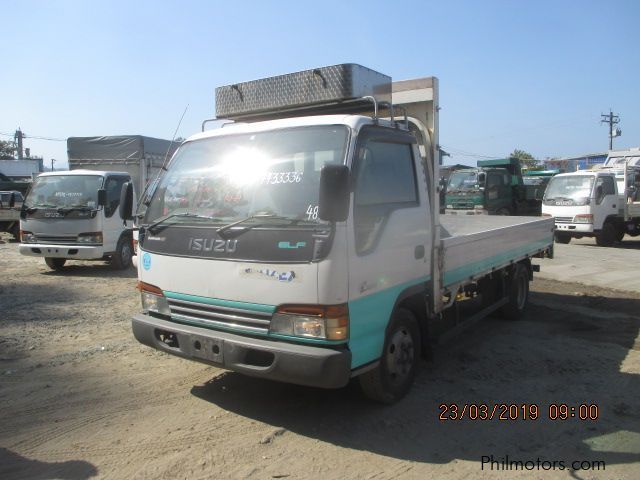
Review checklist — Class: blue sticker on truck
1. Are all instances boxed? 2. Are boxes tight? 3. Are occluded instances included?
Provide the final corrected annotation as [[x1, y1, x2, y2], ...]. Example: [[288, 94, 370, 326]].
[[278, 241, 307, 249], [142, 252, 151, 270]]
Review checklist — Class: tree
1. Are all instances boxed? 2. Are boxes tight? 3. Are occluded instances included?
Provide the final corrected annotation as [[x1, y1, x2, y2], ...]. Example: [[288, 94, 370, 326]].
[[510, 149, 541, 170], [0, 140, 15, 160]]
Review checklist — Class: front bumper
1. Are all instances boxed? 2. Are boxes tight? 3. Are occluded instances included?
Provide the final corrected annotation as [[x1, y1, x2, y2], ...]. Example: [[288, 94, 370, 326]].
[[445, 208, 488, 215], [555, 223, 594, 234], [19, 243, 107, 259], [132, 313, 352, 389]]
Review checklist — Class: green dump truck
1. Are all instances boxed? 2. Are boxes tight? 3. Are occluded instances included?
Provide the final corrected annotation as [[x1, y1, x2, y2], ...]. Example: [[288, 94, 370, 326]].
[[444, 158, 546, 215]]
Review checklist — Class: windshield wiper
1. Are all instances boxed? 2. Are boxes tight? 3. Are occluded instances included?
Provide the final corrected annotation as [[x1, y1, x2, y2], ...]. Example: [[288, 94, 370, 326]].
[[217, 214, 305, 238], [146, 212, 222, 233]]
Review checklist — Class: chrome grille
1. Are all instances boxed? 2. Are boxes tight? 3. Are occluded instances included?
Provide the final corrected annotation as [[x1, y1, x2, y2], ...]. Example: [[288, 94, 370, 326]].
[[554, 217, 574, 223], [35, 235, 78, 244], [167, 298, 273, 333]]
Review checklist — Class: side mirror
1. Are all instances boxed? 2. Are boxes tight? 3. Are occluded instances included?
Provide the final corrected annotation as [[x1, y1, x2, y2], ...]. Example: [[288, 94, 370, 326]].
[[119, 182, 134, 220], [97, 189, 107, 207], [8, 192, 15, 208], [318, 164, 350, 222], [478, 172, 486, 185]]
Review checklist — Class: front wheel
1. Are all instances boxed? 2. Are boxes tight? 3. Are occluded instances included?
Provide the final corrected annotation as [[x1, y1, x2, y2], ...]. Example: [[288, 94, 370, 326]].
[[500, 264, 530, 320], [10, 223, 20, 241], [359, 308, 421, 404], [554, 232, 571, 244], [45, 257, 66, 270], [110, 236, 133, 270], [595, 222, 616, 247]]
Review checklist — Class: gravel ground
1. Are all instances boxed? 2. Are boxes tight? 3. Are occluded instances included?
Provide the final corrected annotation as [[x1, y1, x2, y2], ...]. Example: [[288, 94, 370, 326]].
[[0, 232, 639, 479]]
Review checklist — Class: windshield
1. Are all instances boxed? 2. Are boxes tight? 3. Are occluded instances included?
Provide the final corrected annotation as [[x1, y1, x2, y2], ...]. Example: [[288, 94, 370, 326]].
[[544, 175, 594, 200], [24, 175, 103, 208], [142, 125, 349, 226], [447, 171, 480, 191]]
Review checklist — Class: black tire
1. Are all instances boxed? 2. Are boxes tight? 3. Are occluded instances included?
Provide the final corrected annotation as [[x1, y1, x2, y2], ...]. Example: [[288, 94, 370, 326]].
[[500, 264, 529, 320], [496, 207, 511, 216], [359, 308, 421, 404], [10, 223, 20, 241], [45, 257, 66, 270], [614, 227, 625, 242], [110, 236, 133, 270], [595, 222, 616, 247], [554, 232, 571, 244]]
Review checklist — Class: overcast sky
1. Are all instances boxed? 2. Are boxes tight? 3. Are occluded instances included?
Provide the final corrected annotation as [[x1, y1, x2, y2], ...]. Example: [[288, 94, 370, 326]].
[[2, 0, 639, 168]]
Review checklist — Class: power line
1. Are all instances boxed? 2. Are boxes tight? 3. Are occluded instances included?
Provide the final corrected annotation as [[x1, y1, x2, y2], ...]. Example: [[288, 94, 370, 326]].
[[0, 131, 65, 141]]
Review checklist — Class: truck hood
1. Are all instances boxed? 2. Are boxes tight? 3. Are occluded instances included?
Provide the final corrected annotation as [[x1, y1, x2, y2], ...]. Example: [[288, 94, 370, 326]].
[[138, 251, 319, 306]]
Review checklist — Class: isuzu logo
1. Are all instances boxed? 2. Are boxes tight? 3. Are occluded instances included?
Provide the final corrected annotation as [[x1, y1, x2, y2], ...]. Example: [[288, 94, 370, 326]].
[[188, 238, 237, 253]]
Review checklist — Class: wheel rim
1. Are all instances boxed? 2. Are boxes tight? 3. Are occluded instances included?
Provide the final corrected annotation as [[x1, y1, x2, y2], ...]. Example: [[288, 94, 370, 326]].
[[121, 244, 132, 265], [385, 327, 415, 386]]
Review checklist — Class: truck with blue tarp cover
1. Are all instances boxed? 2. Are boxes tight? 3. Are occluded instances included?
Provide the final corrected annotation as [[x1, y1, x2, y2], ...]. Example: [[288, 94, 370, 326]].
[[124, 64, 554, 403]]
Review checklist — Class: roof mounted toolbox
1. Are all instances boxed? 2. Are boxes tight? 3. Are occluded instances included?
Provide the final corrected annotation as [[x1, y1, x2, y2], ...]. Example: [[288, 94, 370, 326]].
[[215, 63, 391, 121]]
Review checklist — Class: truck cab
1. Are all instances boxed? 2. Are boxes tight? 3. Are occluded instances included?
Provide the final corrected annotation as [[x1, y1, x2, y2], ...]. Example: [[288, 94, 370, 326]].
[[127, 65, 553, 403], [445, 158, 541, 215], [19, 170, 134, 269], [541, 169, 634, 246]]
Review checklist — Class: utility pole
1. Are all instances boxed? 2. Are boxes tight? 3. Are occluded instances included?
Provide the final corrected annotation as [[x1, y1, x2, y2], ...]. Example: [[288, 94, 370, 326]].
[[51, 159, 56, 171], [14, 128, 24, 159], [600, 110, 621, 150]]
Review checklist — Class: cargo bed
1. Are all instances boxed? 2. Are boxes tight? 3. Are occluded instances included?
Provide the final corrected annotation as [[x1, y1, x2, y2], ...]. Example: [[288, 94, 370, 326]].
[[440, 215, 554, 289]]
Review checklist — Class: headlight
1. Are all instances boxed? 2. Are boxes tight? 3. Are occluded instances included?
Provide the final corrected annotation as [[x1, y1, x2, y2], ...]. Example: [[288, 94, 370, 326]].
[[138, 281, 171, 316], [21, 230, 36, 243], [573, 214, 593, 224], [77, 232, 103, 244], [446, 204, 453, 209], [270, 304, 349, 341]]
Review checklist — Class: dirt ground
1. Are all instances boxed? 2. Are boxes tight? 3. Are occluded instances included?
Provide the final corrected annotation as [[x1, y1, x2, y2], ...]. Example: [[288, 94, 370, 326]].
[[1, 233, 639, 480]]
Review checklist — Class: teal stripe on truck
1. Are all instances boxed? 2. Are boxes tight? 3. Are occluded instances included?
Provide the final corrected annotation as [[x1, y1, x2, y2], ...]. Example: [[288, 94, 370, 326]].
[[348, 277, 429, 369], [164, 291, 276, 314], [443, 239, 550, 287]]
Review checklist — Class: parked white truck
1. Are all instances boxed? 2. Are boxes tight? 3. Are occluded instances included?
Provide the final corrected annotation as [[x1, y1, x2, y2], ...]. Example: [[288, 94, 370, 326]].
[[542, 157, 640, 246], [124, 65, 554, 402], [19, 136, 178, 270]]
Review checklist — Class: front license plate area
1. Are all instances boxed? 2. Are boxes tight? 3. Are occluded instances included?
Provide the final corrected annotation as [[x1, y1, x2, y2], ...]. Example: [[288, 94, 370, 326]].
[[189, 335, 224, 364]]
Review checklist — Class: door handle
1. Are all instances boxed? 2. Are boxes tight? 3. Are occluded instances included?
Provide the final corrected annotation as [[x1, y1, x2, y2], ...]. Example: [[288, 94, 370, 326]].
[[414, 245, 425, 259]]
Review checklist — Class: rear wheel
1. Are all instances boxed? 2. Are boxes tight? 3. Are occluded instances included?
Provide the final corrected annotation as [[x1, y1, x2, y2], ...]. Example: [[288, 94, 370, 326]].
[[45, 257, 66, 270], [595, 222, 616, 247], [110, 236, 133, 270], [359, 308, 421, 404], [500, 264, 529, 320], [554, 232, 571, 244], [496, 207, 511, 216]]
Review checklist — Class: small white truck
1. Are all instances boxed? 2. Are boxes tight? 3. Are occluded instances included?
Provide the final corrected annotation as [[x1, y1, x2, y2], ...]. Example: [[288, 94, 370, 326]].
[[19, 136, 178, 270], [542, 158, 640, 246], [125, 65, 554, 402]]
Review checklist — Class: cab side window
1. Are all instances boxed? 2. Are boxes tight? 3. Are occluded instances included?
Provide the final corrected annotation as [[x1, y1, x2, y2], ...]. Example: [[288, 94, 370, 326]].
[[353, 138, 418, 254], [595, 176, 615, 204], [104, 177, 128, 218]]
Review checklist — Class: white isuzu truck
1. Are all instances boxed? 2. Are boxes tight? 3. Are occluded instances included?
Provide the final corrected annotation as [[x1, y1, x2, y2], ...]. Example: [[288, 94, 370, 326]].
[[19, 136, 178, 270], [541, 157, 640, 246], [125, 65, 554, 402]]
